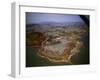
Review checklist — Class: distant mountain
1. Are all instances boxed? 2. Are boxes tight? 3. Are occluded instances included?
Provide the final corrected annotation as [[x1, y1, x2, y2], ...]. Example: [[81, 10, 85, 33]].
[[26, 22, 86, 27], [26, 22, 87, 33]]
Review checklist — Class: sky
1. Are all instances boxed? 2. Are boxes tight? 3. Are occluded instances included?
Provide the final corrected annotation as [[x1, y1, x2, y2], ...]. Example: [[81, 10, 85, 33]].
[[26, 12, 85, 25]]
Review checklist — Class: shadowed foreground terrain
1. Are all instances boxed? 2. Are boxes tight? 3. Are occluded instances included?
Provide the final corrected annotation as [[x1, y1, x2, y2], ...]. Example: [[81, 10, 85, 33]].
[[26, 22, 89, 67]]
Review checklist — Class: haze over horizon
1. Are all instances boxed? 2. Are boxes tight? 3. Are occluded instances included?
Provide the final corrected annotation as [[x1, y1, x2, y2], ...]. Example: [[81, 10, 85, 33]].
[[26, 12, 85, 25]]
